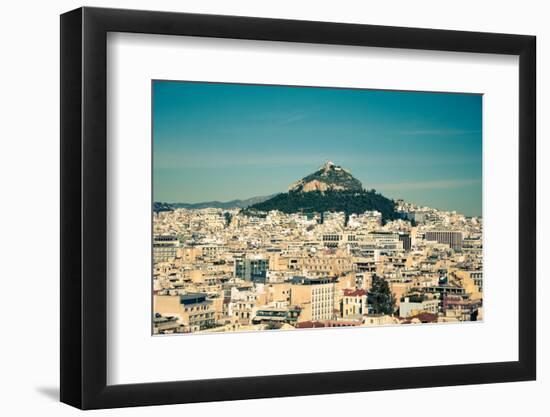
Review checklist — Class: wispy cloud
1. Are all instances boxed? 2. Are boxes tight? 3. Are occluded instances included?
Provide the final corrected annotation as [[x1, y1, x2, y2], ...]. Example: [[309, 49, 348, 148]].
[[278, 111, 308, 125], [248, 109, 310, 126], [155, 150, 481, 170], [374, 178, 481, 191]]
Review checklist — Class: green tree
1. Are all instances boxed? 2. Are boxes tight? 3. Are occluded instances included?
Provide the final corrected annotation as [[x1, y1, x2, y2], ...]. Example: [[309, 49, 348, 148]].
[[223, 211, 232, 227], [248, 190, 399, 222], [368, 275, 396, 315]]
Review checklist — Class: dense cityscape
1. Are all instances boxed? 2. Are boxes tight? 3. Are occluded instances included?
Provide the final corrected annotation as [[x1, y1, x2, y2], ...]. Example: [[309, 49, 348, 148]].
[[152, 162, 482, 335]]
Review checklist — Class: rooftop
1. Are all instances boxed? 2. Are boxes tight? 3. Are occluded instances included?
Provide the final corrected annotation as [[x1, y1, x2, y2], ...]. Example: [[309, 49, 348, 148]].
[[291, 276, 333, 285], [343, 288, 367, 297], [179, 293, 210, 305]]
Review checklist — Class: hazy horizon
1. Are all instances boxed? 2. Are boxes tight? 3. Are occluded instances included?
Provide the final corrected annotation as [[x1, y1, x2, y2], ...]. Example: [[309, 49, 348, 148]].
[[153, 81, 482, 216]]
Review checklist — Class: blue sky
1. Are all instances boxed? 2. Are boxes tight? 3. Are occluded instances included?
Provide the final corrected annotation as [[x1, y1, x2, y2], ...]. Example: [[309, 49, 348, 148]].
[[153, 81, 482, 216]]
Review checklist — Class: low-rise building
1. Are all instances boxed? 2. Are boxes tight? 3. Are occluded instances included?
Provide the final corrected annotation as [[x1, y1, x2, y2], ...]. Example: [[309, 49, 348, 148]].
[[153, 235, 180, 263], [154, 293, 216, 331], [153, 313, 185, 334], [399, 295, 439, 318], [340, 288, 368, 318]]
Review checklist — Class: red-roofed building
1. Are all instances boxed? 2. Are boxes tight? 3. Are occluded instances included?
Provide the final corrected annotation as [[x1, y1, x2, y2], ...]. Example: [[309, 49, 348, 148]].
[[401, 312, 439, 324], [295, 321, 327, 329], [340, 288, 368, 318]]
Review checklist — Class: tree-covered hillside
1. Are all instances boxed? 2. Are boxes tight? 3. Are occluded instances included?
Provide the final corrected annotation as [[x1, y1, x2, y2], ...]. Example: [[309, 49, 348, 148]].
[[246, 189, 399, 221]]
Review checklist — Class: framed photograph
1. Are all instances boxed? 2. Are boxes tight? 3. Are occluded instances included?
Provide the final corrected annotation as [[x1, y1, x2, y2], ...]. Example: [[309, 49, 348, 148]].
[[60, 6, 536, 410]]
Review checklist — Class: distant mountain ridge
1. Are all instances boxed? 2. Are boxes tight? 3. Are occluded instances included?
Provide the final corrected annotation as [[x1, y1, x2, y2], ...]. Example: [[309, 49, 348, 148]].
[[153, 194, 278, 212]]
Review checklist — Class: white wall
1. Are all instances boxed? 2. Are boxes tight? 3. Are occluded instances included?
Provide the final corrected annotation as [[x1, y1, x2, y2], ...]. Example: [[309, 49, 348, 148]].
[[0, 0, 545, 415]]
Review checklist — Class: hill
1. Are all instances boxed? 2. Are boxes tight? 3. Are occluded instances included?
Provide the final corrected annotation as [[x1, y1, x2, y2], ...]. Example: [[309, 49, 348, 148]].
[[246, 162, 399, 221], [288, 161, 363, 192]]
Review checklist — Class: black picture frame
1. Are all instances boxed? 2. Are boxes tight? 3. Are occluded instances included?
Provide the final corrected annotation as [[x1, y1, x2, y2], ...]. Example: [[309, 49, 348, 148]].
[[60, 6, 536, 410]]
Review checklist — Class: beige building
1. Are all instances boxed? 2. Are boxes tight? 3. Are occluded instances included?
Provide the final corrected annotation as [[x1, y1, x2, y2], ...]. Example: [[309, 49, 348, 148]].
[[390, 282, 413, 307], [363, 315, 400, 326], [154, 293, 216, 332], [291, 277, 335, 322], [266, 282, 292, 304], [340, 288, 368, 318], [179, 247, 201, 263], [229, 289, 268, 325], [153, 313, 185, 334], [399, 295, 439, 318], [453, 270, 483, 299]]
